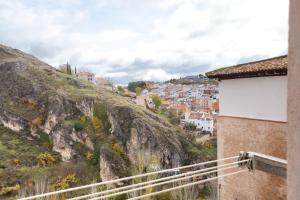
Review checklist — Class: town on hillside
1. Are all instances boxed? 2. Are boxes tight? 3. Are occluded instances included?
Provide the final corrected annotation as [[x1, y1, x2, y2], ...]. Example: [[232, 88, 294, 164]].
[[64, 62, 219, 138], [132, 80, 219, 136]]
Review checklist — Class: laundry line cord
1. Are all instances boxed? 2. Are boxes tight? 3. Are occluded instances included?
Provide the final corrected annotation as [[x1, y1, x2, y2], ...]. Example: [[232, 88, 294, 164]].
[[87, 162, 250, 200], [70, 159, 250, 200], [127, 169, 248, 200], [18, 155, 241, 200]]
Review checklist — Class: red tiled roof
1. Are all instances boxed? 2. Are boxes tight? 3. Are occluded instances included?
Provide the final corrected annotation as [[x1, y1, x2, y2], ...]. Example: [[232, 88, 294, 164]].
[[206, 55, 287, 80]]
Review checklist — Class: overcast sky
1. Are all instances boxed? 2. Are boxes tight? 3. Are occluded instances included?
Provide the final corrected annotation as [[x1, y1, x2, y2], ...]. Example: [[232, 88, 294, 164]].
[[0, 0, 289, 84]]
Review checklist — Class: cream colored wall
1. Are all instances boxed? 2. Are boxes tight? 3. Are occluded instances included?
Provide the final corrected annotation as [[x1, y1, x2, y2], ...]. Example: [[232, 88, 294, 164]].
[[288, 0, 300, 199], [219, 76, 287, 122]]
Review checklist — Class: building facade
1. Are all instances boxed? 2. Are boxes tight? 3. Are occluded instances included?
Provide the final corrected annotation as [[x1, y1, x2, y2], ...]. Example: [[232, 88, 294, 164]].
[[207, 55, 288, 200], [183, 111, 214, 133], [76, 71, 96, 83], [288, 1, 300, 198]]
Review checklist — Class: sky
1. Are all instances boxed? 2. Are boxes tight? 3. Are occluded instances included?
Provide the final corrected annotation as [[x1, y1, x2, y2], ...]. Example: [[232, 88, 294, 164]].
[[0, 0, 289, 84]]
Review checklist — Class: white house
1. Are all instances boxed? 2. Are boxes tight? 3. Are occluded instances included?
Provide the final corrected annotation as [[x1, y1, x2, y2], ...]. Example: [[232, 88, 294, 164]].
[[76, 71, 96, 83], [183, 111, 214, 133]]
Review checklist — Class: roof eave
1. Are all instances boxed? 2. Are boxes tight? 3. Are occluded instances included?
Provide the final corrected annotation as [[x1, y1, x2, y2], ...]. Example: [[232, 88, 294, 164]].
[[206, 69, 287, 81]]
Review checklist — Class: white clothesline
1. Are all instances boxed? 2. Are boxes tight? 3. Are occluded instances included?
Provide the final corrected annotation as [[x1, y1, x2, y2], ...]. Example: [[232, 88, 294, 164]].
[[128, 169, 248, 200], [89, 162, 249, 200], [18, 155, 241, 200], [70, 159, 249, 200]]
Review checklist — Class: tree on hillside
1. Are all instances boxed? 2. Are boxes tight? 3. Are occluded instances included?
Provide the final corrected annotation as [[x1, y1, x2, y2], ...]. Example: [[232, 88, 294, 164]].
[[135, 87, 142, 96], [59, 62, 72, 75], [128, 81, 146, 92], [67, 62, 72, 75], [151, 95, 161, 110], [184, 123, 197, 131], [117, 86, 125, 94]]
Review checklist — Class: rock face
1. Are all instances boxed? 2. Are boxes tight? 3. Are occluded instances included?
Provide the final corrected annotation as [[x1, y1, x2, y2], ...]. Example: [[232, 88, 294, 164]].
[[0, 110, 29, 132], [0, 44, 192, 181], [108, 106, 184, 169], [100, 146, 131, 184]]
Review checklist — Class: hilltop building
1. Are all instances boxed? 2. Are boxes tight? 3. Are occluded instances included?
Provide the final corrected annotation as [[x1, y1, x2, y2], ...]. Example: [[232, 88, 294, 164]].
[[76, 71, 96, 83], [206, 55, 287, 199]]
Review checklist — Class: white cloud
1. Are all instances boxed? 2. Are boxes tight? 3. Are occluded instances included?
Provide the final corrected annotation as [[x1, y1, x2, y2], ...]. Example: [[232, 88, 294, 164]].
[[139, 69, 180, 82], [0, 0, 289, 84], [150, 0, 288, 68], [99, 71, 129, 78]]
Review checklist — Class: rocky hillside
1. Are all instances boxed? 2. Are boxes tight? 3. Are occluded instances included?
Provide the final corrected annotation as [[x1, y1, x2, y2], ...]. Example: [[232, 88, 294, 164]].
[[0, 45, 209, 199]]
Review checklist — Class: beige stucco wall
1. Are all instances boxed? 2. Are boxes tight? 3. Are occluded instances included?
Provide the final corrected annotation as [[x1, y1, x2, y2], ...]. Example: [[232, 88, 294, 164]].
[[288, 0, 300, 199], [218, 116, 287, 200]]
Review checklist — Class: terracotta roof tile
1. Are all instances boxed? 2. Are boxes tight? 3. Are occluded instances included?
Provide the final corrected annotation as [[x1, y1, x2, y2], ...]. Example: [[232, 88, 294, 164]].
[[206, 55, 287, 80]]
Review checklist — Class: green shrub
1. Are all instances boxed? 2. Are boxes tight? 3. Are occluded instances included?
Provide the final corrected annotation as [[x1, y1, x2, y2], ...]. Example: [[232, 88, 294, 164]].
[[114, 194, 128, 200], [169, 116, 180, 125], [91, 143, 102, 165], [135, 87, 142, 96], [79, 116, 90, 125], [38, 131, 51, 144], [184, 122, 197, 131], [74, 121, 84, 132], [127, 81, 146, 92], [111, 143, 130, 164], [178, 135, 201, 162], [154, 192, 172, 200], [92, 116, 102, 131], [151, 95, 162, 109], [38, 130, 53, 149], [111, 143, 124, 156], [117, 86, 125, 94], [93, 103, 111, 134]]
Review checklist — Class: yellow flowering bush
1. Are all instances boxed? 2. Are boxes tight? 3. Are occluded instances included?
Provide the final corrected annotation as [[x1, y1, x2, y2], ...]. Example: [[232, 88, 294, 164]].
[[53, 174, 78, 190], [36, 152, 56, 167], [0, 184, 20, 195]]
